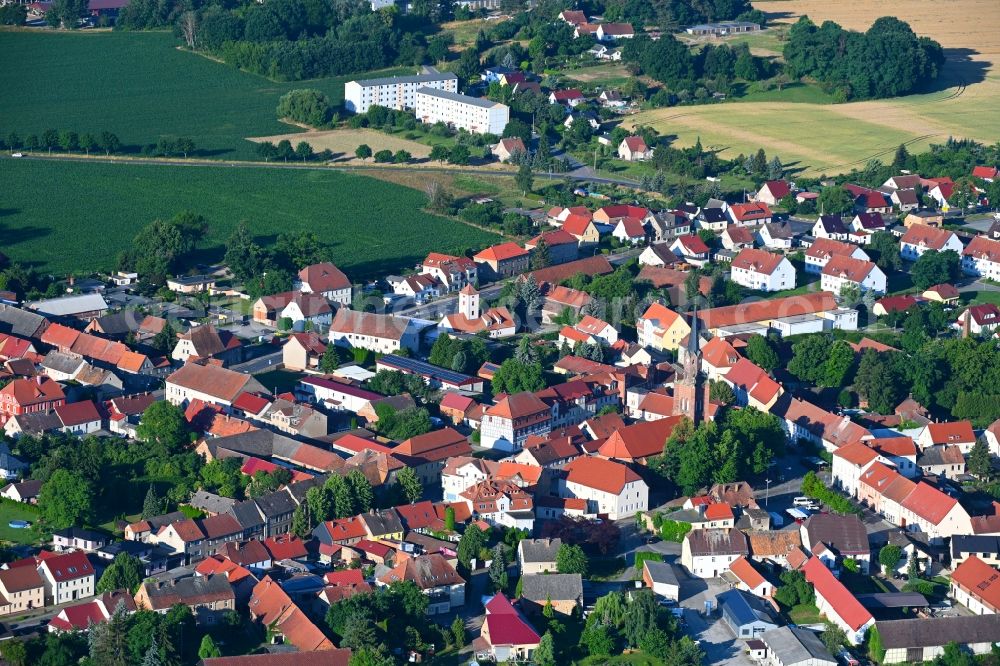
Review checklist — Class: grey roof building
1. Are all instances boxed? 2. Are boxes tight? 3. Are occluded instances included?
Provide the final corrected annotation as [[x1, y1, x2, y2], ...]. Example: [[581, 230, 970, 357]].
[[189, 490, 237, 516], [0, 304, 48, 338], [27, 293, 108, 318], [760, 626, 837, 666], [517, 538, 562, 573], [520, 573, 583, 610], [717, 588, 780, 638], [875, 615, 1000, 664], [360, 509, 404, 538]]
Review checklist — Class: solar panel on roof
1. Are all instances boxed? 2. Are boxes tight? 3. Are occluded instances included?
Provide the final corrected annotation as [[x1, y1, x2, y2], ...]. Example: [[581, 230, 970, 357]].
[[379, 355, 476, 386]]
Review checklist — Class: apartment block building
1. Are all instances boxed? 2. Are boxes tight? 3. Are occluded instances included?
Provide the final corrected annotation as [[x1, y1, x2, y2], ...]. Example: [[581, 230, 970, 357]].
[[344, 68, 458, 113], [415, 87, 509, 135]]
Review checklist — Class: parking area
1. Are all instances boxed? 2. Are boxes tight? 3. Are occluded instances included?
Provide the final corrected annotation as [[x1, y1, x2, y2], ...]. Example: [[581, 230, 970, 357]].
[[675, 570, 753, 666]]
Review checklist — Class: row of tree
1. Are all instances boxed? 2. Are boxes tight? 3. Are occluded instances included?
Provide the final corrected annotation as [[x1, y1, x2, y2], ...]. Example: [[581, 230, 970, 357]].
[[3, 129, 122, 155]]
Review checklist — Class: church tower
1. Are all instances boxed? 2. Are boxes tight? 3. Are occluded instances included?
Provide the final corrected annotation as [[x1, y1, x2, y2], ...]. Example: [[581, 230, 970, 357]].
[[459, 283, 481, 321], [673, 308, 704, 424]]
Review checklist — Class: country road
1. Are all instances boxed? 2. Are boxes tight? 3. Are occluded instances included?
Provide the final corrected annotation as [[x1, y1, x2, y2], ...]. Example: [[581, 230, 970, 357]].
[[8, 152, 643, 188]]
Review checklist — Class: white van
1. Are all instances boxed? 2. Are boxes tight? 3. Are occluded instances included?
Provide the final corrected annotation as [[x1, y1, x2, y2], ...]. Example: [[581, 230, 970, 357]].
[[793, 497, 812, 507]]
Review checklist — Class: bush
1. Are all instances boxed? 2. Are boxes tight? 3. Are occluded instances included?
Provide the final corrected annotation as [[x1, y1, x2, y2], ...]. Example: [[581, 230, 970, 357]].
[[276, 89, 332, 127], [659, 519, 692, 542], [373, 149, 393, 163]]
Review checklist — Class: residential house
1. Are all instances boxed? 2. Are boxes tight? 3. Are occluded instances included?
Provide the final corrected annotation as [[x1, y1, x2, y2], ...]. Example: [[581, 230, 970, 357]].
[[517, 538, 561, 574], [597, 417, 682, 464], [904, 209, 944, 228], [957, 303, 1000, 335], [637, 301, 691, 351], [918, 445, 966, 479], [561, 456, 648, 519], [548, 89, 584, 107], [812, 215, 850, 241], [0, 377, 66, 426], [247, 576, 333, 651], [492, 137, 526, 162], [598, 89, 627, 109], [476, 592, 541, 663], [832, 441, 883, 497], [917, 421, 976, 454], [165, 275, 216, 294], [804, 238, 870, 274], [962, 235, 1000, 280], [525, 229, 579, 265], [37, 550, 96, 605], [802, 557, 873, 644], [717, 588, 780, 638], [728, 202, 773, 227], [474, 242, 531, 280], [638, 243, 679, 267], [165, 362, 266, 408], [800, 514, 870, 573], [392, 427, 471, 486], [700, 336, 741, 381], [671, 234, 710, 266], [328, 309, 423, 354], [727, 555, 774, 598], [252, 291, 332, 328], [850, 213, 888, 241], [820, 256, 887, 295], [0, 479, 42, 504], [611, 215, 647, 245], [560, 213, 602, 245], [388, 274, 442, 304], [420, 252, 478, 292], [724, 358, 783, 411], [951, 535, 1000, 568], [845, 186, 891, 215], [618, 136, 651, 161], [730, 249, 795, 292], [377, 553, 465, 614], [922, 177, 954, 209], [171, 324, 242, 365], [282, 332, 327, 372], [296, 262, 352, 305], [0, 566, 44, 616], [897, 481, 973, 543], [480, 392, 552, 452], [755, 180, 792, 207], [900, 224, 962, 261], [52, 527, 109, 553], [681, 528, 750, 578], [721, 225, 756, 251], [950, 555, 999, 615], [461, 480, 534, 530], [520, 573, 582, 615], [757, 222, 796, 250], [596, 22, 634, 41]]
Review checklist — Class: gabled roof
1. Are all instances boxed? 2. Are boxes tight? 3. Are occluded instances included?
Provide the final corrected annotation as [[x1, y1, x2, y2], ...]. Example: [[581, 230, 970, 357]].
[[923, 420, 975, 444], [622, 135, 648, 152], [39, 550, 94, 583], [329, 309, 412, 341], [565, 456, 642, 494], [486, 392, 549, 420], [729, 202, 772, 222], [806, 238, 860, 260], [802, 557, 873, 631], [685, 528, 749, 556], [759, 180, 791, 199], [821, 255, 878, 283], [899, 481, 958, 525], [901, 224, 956, 250], [167, 362, 258, 403], [950, 555, 1000, 612], [731, 248, 786, 275], [802, 514, 869, 556], [475, 242, 530, 263], [377, 553, 464, 589], [597, 417, 682, 461], [521, 573, 582, 602], [54, 400, 101, 427]]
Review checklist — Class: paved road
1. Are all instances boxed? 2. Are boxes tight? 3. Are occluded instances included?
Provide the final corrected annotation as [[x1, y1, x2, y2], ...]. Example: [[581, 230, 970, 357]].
[[12, 153, 643, 187]]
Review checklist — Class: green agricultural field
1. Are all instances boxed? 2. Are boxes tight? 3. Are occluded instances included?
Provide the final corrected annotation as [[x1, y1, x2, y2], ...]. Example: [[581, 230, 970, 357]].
[[0, 158, 500, 278], [0, 30, 408, 160]]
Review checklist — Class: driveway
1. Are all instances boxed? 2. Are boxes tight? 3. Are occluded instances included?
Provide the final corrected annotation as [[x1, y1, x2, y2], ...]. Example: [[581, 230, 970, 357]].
[[676, 572, 753, 666]]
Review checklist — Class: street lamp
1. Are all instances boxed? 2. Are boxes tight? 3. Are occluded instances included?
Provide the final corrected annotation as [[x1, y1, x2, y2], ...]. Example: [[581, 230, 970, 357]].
[[764, 477, 772, 507]]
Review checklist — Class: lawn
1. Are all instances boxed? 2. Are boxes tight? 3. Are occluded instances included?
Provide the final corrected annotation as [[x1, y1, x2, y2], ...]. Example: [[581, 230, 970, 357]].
[[254, 369, 306, 393], [0, 30, 410, 160], [787, 603, 823, 624], [0, 501, 47, 546], [962, 290, 1000, 306], [576, 654, 663, 665], [0, 158, 501, 278], [564, 63, 635, 88]]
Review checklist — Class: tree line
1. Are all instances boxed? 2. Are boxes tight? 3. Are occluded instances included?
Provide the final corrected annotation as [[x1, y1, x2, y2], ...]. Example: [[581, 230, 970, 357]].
[[2, 129, 122, 155]]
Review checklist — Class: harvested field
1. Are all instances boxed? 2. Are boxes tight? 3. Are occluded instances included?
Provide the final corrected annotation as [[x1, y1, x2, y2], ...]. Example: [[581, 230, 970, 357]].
[[248, 128, 433, 160], [631, 0, 1000, 175]]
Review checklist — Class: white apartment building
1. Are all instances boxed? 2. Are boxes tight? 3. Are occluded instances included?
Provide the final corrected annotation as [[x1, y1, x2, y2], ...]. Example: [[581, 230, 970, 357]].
[[730, 249, 795, 292], [415, 87, 509, 136], [820, 256, 887, 295], [962, 236, 1000, 280], [344, 68, 458, 114]]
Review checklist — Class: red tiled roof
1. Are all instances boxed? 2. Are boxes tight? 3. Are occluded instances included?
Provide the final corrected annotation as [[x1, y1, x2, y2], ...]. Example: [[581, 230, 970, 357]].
[[806, 238, 861, 261], [263, 534, 308, 561], [875, 295, 921, 313], [803, 557, 872, 631], [951, 556, 1000, 613], [623, 136, 647, 152], [972, 166, 999, 180], [486, 392, 549, 420], [899, 481, 958, 525], [697, 292, 837, 330], [705, 503, 734, 521], [675, 234, 710, 255], [167, 363, 253, 403], [475, 242, 530, 263], [1, 376, 65, 407], [729, 202, 772, 222], [298, 262, 350, 292], [54, 400, 101, 427], [729, 555, 766, 589], [732, 248, 786, 275], [597, 417, 681, 461], [40, 550, 94, 583], [565, 456, 641, 494], [925, 421, 975, 445], [760, 180, 791, 200], [901, 224, 956, 250], [821, 255, 878, 283]]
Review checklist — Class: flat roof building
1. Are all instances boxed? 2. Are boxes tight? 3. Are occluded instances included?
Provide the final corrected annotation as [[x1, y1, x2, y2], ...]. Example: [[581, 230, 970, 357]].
[[345, 67, 458, 114]]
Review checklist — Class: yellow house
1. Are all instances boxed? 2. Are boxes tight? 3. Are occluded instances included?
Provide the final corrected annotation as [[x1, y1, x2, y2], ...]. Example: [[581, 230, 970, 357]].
[[0, 566, 45, 616], [637, 302, 691, 351], [561, 214, 602, 245]]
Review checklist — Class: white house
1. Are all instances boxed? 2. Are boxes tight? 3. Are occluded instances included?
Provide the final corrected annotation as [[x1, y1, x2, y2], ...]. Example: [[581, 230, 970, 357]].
[[480, 393, 552, 452], [804, 238, 870, 274], [803, 557, 873, 645], [561, 457, 647, 519], [296, 263, 352, 305], [563, 315, 618, 346], [820, 256, 887, 295], [642, 560, 680, 601], [757, 222, 795, 250], [165, 363, 265, 408], [755, 180, 792, 207], [900, 224, 963, 261], [950, 556, 1000, 616], [962, 236, 1000, 280], [611, 216, 647, 245], [681, 528, 749, 579], [730, 249, 795, 292], [596, 22, 635, 41], [37, 551, 96, 605], [618, 136, 652, 161], [832, 441, 882, 498], [328, 309, 423, 354], [812, 214, 850, 241], [670, 234, 710, 266]]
